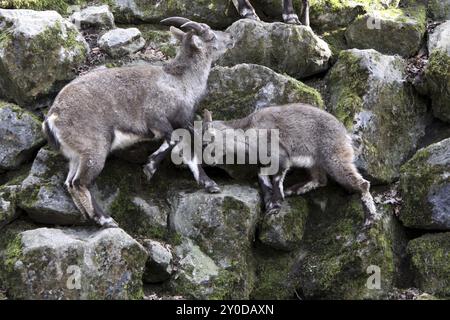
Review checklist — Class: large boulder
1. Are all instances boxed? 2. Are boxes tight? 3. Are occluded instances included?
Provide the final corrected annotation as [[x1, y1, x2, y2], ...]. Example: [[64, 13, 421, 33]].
[[169, 184, 260, 299], [0, 102, 45, 172], [198, 63, 324, 121], [0, 9, 88, 106], [327, 49, 428, 183], [218, 19, 332, 79], [110, 0, 239, 28], [294, 186, 408, 299], [345, 7, 427, 57], [0, 223, 148, 299], [399, 138, 450, 230], [426, 21, 450, 123], [70, 5, 115, 30], [407, 232, 450, 297]]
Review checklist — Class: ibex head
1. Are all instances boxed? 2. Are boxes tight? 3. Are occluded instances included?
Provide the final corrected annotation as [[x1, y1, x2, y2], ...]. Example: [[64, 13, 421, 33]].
[[161, 17, 234, 61]]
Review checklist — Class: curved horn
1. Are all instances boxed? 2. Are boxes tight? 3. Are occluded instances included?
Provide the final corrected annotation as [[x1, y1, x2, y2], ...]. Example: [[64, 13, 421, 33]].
[[180, 21, 205, 34], [160, 16, 191, 27]]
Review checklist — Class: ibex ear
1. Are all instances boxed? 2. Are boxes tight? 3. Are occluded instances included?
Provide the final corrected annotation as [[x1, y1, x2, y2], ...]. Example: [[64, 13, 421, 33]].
[[170, 26, 185, 42], [204, 109, 213, 123], [188, 33, 204, 50]]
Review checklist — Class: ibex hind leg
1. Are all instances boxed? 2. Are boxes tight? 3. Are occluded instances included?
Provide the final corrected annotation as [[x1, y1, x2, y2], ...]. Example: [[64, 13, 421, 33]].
[[326, 159, 379, 226], [70, 154, 118, 228]]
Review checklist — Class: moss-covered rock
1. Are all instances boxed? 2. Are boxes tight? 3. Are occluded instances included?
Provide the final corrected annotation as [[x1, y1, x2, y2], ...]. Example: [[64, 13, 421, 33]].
[[18, 148, 86, 225], [70, 5, 115, 30], [169, 185, 260, 299], [250, 246, 301, 299], [426, 21, 450, 123], [0, 9, 88, 106], [294, 186, 407, 299], [345, 6, 427, 57], [0, 0, 84, 15], [18, 147, 174, 239], [319, 27, 348, 58], [0, 102, 45, 172], [218, 19, 332, 79], [199, 63, 324, 121], [407, 232, 450, 297], [399, 138, 450, 230], [258, 197, 309, 251], [109, 0, 239, 28], [428, 0, 450, 20], [0, 223, 148, 299], [327, 49, 428, 183]]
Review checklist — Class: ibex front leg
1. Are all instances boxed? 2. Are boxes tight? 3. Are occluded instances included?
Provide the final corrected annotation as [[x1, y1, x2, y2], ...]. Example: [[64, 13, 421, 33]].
[[143, 119, 175, 181], [233, 0, 260, 20], [282, 0, 301, 24]]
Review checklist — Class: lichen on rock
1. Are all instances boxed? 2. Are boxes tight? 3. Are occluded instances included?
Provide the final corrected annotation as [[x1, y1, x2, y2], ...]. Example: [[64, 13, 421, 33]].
[[399, 138, 450, 230], [345, 6, 427, 57], [0, 223, 148, 299], [218, 19, 332, 79], [407, 232, 450, 297], [327, 49, 429, 183], [198, 63, 324, 122], [0, 9, 88, 106]]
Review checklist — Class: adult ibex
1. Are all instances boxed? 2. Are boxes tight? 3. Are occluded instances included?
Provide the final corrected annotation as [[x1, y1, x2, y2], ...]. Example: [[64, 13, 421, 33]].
[[203, 104, 380, 227], [233, 0, 310, 26], [43, 17, 234, 228]]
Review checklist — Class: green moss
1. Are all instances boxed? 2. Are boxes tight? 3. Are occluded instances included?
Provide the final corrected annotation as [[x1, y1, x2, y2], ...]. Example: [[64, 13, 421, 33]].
[[320, 28, 348, 57], [208, 269, 242, 300], [251, 247, 299, 299], [293, 187, 398, 299], [426, 50, 450, 122], [4, 235, 22, 273], [407, 233, 450, 297], [399, 143, 448, 228], [428, 50, 450, 79], [327, 50, 368, 130], [0, 0, 86, 15]]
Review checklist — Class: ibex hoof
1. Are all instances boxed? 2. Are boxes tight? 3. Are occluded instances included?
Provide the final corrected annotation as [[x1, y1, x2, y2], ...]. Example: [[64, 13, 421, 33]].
[[266, 202, 282, 215], [99, 216, 119, 228], [143, 163, 156, 182], [242, 13, 260, 21], [283, 14, 301, 25], [206, 184, 221, 194]]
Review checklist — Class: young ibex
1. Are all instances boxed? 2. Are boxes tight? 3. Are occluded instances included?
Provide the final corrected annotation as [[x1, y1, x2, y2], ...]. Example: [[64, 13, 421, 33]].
[[233, 0, 310, 26], [203, 103, 380, 226], [42, 17, 234, 228]]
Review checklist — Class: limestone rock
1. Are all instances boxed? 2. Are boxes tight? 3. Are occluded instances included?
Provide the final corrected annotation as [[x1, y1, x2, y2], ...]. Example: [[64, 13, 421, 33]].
[[0, 9, 88, 105], [218, 19, 332, 79]]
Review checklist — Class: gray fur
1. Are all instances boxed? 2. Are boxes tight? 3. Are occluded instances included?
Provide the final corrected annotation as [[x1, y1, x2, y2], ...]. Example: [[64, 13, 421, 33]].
[[42, 18, 233, 228], [204, 103, 379, 226]]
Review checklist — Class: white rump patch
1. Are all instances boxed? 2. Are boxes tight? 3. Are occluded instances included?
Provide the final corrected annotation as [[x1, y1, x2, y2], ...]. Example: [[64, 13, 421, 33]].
[[111, 129, 146, 151], [290, 155, 315, 168]]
